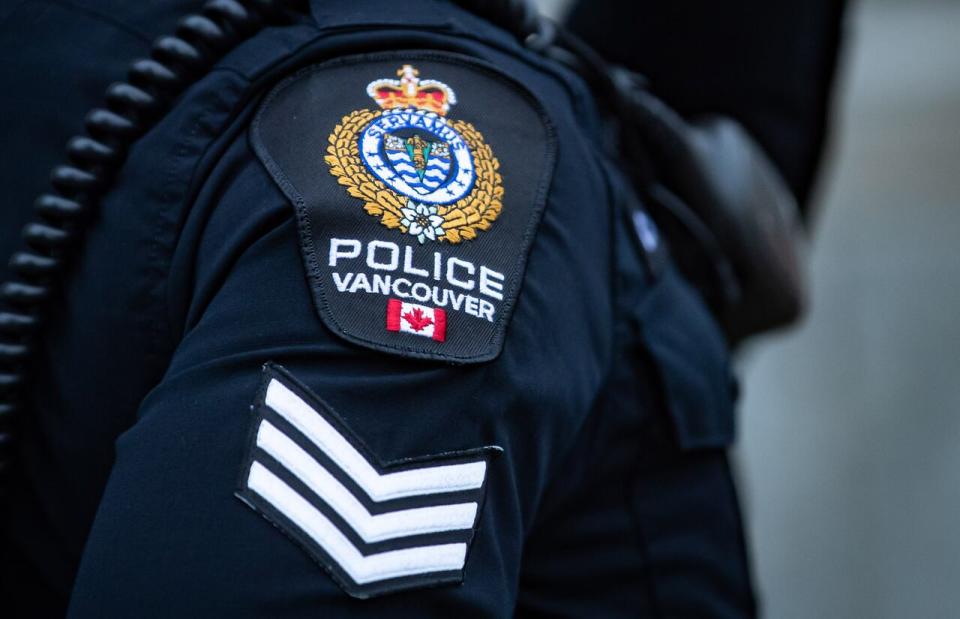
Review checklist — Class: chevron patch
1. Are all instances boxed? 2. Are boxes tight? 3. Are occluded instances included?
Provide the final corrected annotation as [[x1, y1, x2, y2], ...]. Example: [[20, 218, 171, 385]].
[[236, 364, 499, 598]]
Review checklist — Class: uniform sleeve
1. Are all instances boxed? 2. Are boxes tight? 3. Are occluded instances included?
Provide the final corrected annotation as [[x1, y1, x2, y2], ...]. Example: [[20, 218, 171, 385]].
[[66, 57, 615, 617]]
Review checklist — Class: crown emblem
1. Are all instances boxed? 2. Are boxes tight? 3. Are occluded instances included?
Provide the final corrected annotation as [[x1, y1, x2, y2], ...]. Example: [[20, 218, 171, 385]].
[[365, 65, 457, 116]]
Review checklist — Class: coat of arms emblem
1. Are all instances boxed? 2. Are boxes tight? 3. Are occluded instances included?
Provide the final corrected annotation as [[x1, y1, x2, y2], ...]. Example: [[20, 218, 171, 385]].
[[325, 65, 503, 244]]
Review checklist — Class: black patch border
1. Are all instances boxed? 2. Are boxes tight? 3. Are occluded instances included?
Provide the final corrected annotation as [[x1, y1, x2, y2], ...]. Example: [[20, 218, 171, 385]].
[[250, 51, 558, 364], [235, 363, 501, 599]]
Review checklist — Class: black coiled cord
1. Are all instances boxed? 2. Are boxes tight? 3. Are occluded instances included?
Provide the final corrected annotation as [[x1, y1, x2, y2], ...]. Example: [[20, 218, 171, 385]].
[[0, 0, 310, 490]]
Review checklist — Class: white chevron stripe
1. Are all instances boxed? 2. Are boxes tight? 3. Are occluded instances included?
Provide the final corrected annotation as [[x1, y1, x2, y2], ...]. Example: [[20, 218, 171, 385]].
[[247, 463, 467, 584], [265, 379, 487, 502], [256, 420, 479, 542]]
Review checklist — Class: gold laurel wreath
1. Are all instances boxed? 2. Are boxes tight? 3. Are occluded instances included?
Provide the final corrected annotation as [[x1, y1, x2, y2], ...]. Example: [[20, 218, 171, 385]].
[[324, 109, 504, 243]]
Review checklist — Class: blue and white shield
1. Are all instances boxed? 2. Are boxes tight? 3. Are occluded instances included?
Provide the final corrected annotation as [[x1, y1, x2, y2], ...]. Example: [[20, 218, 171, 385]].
[[359, 108, 476, 206], [383, 135, 452, 195]]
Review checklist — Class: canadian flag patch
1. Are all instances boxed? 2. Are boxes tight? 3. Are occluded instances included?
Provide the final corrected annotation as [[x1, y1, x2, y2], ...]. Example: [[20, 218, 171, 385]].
[[386, 299, 447, 342]]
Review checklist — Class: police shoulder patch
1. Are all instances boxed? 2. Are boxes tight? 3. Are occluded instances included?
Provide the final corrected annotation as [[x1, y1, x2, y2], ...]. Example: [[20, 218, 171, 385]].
[[251, 52, 556, 363]]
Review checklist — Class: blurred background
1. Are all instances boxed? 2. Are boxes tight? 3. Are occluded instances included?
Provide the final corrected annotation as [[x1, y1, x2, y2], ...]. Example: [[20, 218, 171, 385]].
[[541, 0, 960, 617]]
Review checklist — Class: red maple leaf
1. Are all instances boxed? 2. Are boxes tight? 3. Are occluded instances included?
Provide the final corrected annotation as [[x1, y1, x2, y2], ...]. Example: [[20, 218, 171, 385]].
[[402, 307, 434, 332]]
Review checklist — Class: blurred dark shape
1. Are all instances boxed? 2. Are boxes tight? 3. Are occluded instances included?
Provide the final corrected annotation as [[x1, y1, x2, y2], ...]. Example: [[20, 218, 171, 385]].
[[619, 87, 807, 342], [566, 0, 847, 219]]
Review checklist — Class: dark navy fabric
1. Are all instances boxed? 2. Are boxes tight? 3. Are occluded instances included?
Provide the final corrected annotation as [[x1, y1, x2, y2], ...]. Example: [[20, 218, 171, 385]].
[[567, 0, 847, 215], [0, 1, 755, 616]]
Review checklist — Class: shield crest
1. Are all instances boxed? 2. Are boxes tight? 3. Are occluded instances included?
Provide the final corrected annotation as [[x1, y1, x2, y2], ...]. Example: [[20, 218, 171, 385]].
[[383, 132, 452, 195], [333, 64, 501, 245]]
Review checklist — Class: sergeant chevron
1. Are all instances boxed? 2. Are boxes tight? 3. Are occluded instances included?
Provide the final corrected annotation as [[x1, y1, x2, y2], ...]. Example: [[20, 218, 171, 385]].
[[237, 365, 498, 597], [328, 238, 505, 323]]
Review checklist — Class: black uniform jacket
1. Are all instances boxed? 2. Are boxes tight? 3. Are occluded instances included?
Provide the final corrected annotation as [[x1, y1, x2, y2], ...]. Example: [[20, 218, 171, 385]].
[[0, 1, 751, 616]]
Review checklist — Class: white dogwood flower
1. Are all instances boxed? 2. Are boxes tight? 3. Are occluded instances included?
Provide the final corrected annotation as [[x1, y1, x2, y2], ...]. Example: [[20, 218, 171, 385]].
[[400, 201, 445, 244]]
